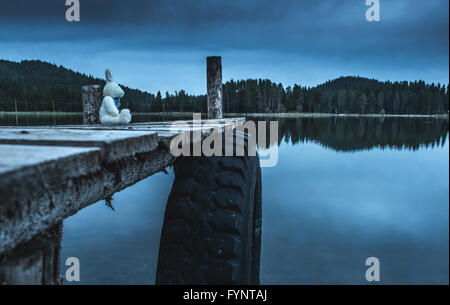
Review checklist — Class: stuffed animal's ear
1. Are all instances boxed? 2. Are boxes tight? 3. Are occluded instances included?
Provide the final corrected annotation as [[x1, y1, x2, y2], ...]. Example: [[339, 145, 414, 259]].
[[105, 69, 112, 82]]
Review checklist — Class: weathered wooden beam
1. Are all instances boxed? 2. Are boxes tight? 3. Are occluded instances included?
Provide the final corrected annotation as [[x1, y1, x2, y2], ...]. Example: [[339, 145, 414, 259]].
[[0, 145, 101, 254], [82, 85, 102, 125], [0, 146, 175, 255], [207, 56, 223, 119], [0, 144, 101, 177], [0, 128, 158, 162], [132, 117, 245, 126]]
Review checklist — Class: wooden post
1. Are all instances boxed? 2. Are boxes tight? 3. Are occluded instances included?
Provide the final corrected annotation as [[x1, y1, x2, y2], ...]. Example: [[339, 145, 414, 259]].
[[14, 99, 18, 126], [52, 100, 56, 126], [0, 223, 62, 285], [81, 85, 102, 125], [207, 56, 223, 119]]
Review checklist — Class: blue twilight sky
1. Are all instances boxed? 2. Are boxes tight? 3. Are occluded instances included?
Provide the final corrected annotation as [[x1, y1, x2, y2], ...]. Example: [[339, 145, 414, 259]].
[[0, 0, 448, 95]]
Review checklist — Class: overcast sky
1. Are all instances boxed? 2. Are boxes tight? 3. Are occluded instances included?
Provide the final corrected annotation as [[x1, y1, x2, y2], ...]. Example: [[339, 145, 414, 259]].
[[0, 0, 448, 95]]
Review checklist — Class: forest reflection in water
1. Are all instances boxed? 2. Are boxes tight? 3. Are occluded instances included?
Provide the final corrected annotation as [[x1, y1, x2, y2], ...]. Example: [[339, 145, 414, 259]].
[[252, 117, 449, 152]]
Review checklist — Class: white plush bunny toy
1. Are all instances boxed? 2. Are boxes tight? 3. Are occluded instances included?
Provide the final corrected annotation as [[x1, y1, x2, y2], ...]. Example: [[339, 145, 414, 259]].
[[100, 69, 132, 124]]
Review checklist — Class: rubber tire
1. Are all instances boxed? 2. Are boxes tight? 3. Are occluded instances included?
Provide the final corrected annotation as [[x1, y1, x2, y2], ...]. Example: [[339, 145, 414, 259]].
[[156, 138, 262, 285]]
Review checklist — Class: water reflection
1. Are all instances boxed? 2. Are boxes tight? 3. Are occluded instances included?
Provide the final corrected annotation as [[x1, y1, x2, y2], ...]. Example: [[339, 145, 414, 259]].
[[254, 117, 449, 152], [0, 113, 82, 126]]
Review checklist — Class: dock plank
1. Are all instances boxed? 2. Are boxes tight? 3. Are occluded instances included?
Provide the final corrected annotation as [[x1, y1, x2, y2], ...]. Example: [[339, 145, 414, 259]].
[[0, 128, 158, 162], [0, 144, 103, 254], [0, 145, 174, 256], [0, 145, 101, 177], [0, 117, 246, 254]]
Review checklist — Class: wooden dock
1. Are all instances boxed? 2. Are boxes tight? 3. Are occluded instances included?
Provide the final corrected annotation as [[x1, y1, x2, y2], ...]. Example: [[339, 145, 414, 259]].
[[0, 117, 245, 255]]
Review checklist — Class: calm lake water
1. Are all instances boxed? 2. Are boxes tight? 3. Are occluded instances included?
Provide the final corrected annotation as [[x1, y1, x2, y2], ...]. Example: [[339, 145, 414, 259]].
[[2, 115, 449, 284]]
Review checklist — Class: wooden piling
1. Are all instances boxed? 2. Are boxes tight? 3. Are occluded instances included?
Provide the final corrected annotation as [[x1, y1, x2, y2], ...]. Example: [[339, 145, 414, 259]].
[[207, 56, 223, 119], [0, 223, 62, 285], [14, 99, 18, 126], [81, 85, 102, 125]]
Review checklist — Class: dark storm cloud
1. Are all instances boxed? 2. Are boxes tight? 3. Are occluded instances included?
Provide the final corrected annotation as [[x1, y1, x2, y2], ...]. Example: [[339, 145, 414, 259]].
[[0, 0, 295, 24], [1, 0, 447, 57]]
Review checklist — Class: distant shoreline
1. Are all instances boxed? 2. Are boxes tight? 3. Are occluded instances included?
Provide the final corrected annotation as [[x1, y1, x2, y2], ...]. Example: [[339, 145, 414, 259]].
[[225, 112, 450, 119], [133, 112, 450, 119], [0, 111, 80, 115], [0, 111, 448, 119]]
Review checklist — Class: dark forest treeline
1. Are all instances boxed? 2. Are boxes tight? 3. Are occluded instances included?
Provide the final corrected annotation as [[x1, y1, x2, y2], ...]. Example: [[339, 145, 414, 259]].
[[0, 59, 204, 113], [222, 77, 449, 115], [0, 60, 448, 115]]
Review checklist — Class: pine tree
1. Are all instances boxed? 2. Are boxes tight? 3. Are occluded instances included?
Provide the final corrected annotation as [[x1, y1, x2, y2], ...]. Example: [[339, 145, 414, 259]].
[[368, 91, 377, 113], [359, 92, 368, 114], [377, 91, 384, 114]]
